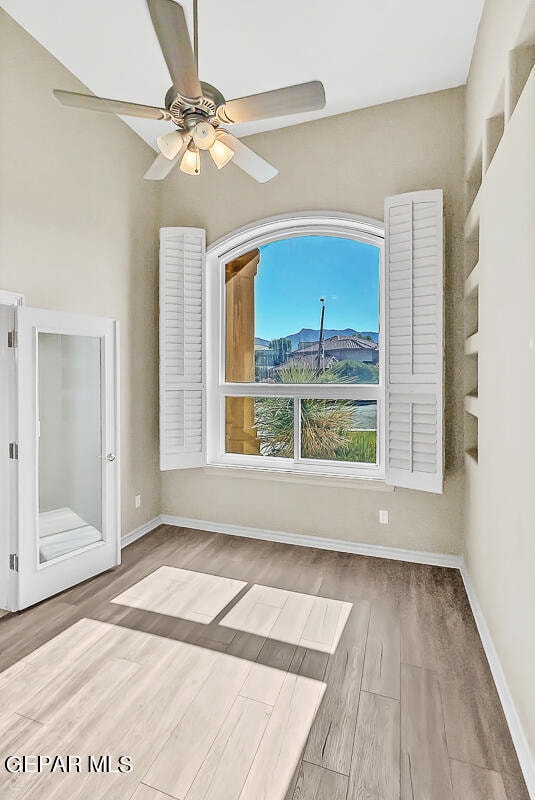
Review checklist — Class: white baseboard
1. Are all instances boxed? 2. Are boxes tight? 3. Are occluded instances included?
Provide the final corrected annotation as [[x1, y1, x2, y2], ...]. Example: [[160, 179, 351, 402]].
[[460, 560, 535, 798], [120, 513, 533, 796], [121, 516, 162, 548], [159, 514, 462, 569]]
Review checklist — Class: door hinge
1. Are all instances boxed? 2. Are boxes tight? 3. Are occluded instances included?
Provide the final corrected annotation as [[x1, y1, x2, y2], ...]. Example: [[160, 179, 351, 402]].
[[9, 554, 19, 572], [8, 442, 18, 460], [7, 330, 17, 348]]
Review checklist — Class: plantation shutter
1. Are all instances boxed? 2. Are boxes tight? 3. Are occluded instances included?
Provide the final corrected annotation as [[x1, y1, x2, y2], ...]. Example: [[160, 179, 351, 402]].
[[159, 227, 206, 470], [384, 190, 444, 493]]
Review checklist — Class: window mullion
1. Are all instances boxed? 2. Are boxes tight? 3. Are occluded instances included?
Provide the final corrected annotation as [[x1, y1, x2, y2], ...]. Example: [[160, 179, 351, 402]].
[[293, 397, 301, 463], [220, 383, 380, 401]]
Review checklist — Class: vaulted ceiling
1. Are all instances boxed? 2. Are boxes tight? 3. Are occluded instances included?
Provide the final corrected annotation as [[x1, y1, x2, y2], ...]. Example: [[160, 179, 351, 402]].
[[2, 0, 484, 149]]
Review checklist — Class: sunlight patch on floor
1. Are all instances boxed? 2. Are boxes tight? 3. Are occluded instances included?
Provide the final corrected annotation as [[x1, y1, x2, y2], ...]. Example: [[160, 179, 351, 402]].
[[220, 584, 353, 654], [110, 566, 247, 623], [0, 618, 326, 800]]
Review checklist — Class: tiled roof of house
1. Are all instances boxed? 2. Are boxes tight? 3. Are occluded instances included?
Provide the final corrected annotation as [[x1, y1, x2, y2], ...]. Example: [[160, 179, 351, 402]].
[[295, 335, 378, 354], [273, 354, 338, 372]]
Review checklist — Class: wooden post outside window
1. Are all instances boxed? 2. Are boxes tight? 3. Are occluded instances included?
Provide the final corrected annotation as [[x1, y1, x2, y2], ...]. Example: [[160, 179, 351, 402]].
[[225, 249, 261, 455]]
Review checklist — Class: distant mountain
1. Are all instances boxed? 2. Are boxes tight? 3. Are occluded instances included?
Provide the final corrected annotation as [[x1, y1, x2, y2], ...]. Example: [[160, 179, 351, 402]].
[[358, 331, 379, 343], [256, 329, 379, 350]]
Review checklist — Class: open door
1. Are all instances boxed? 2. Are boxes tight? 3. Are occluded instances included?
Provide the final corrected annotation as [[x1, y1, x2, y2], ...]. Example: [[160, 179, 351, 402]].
[[15, 307, 120, 610]]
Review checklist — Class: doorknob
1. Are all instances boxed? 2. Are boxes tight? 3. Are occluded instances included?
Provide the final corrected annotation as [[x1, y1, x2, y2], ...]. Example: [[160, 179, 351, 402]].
[[106, 453, 116, 462]]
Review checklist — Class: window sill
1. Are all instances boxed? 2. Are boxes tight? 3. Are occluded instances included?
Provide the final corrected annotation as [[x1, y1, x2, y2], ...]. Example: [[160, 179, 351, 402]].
[[202, 464, 394, 492]]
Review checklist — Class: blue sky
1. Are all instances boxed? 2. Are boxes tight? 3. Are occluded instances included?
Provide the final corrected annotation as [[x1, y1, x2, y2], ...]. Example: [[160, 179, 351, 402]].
[[255, 236, 380, 341]]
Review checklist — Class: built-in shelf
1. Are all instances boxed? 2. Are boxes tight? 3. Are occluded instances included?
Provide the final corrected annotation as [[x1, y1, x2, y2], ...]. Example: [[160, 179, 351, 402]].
[[464, 230, 480, 278], [464, 264, 479, 338], [464, 352, 479, 401], [465, 447, 479, 465], [464, 393, 479, 417], [466, 145, 483, 212], [465, 332, 479, 355], [483, 112, 505, 173], [465, 262, 480, 297], [461, 4, 535, 474], [464, 293, 479, 340], [465, 188, 481, 242], [465, 409, 479, 464], [506, 44, 535, 121]]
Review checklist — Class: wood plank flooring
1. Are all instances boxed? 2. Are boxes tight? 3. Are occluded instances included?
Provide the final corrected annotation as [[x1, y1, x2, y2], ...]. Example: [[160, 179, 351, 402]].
[[219, 583, 352, 653], [349, 690, 400, 800], [111, 565, 247, 623], [0, 524, 529, 800]]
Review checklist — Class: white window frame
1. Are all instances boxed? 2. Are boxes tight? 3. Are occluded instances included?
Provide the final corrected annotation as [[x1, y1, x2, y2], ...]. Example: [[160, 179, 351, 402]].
[[205, 211, 386, 481]]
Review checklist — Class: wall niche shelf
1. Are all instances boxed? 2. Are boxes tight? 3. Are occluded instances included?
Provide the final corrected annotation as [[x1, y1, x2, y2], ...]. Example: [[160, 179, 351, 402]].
[[465, 261, 480, 297], [465, 447, 479, 465], [483, 112, 505, 172], [464, 393, 479, 418], [464, 410, 479, 464], [464, 290, 479, 341], [464, 352, 478, 404], [464, 189, 481, 242], [466, 145, 483, 212], [506, 44, 535, 121], [463, 2, 535, 471], [464, 226, 480, 279], [464, 332, 479, 356]]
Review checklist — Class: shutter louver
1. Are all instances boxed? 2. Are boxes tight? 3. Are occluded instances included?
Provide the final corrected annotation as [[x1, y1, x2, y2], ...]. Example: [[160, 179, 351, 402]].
[[384, 191, 444, 493], [160, 227, 206, 470]]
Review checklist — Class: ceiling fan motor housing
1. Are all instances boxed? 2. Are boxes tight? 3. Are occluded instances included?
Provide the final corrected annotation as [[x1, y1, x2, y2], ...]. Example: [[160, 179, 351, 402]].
[[165, 82, 225, 127]]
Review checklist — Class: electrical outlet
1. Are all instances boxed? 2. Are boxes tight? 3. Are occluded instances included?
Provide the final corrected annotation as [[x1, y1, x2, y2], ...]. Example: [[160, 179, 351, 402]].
[[379, 509, 389, 524], [135, 494, 141, 509]]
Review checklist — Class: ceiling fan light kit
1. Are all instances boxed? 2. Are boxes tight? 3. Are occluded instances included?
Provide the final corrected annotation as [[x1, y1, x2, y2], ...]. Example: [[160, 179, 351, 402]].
[[157, 129, 189, 160], [179, 146, 201, 175], [192, 120, 217, 150], [53, 0, 326, 183], [209, 136, 234, 170]]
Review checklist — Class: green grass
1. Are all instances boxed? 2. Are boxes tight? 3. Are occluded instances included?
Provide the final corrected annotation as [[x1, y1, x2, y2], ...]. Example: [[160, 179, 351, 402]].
[[334, 429, 377, 464]]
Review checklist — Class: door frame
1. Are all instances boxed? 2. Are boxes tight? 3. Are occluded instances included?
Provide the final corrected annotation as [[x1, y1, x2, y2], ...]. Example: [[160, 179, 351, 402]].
[[15, 307, 121, 611], [0, 290, 24, 613]]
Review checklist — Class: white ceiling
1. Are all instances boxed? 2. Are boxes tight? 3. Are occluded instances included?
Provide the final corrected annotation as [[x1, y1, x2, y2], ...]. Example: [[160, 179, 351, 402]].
[[2, 0, 484, 150]]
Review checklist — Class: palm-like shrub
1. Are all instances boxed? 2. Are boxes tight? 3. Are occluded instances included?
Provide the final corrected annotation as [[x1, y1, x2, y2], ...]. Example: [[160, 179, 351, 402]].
[[253, 396, 294, 457], [254, 364, 358, 460], [275, 362, 348, 385], [300, 398, 356, 459]]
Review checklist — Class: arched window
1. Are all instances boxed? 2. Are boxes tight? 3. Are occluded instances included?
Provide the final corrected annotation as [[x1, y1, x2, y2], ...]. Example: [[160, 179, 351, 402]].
[[160, 194, 444, 492], [205, 213, 385, 478]]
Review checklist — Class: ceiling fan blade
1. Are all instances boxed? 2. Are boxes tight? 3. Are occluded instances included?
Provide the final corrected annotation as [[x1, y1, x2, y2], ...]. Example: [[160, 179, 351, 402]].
[[146, 0, 201, 101], [217, 80, 325, 125], [144, 152, 181, 180], [54, 90, 168, 120], [218, 132, 278, 183]]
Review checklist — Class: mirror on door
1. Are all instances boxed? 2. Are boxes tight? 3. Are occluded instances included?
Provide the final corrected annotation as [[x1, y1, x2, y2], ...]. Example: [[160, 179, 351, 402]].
[[37, 332, 103, 563]]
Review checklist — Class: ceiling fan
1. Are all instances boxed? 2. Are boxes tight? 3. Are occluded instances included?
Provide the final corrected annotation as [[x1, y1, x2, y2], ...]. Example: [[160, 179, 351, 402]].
[[53, 0, 326, 183]]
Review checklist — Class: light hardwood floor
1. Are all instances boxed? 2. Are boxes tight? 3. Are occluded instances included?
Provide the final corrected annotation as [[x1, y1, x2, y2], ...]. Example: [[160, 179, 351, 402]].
[[0, 525, 529, 800]]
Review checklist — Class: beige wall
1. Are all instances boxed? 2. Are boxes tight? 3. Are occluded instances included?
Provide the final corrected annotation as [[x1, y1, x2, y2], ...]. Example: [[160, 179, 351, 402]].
[[464, 0, 535, 769], [0, 12, 467, 558], [160, 87, 466, 555], [0, 10, 161, 536]]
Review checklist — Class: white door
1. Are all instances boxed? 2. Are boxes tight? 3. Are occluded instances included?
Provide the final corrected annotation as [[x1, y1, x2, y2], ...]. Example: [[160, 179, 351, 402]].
[[0, 303, 18, 611], [16, 307, 120, 610]]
